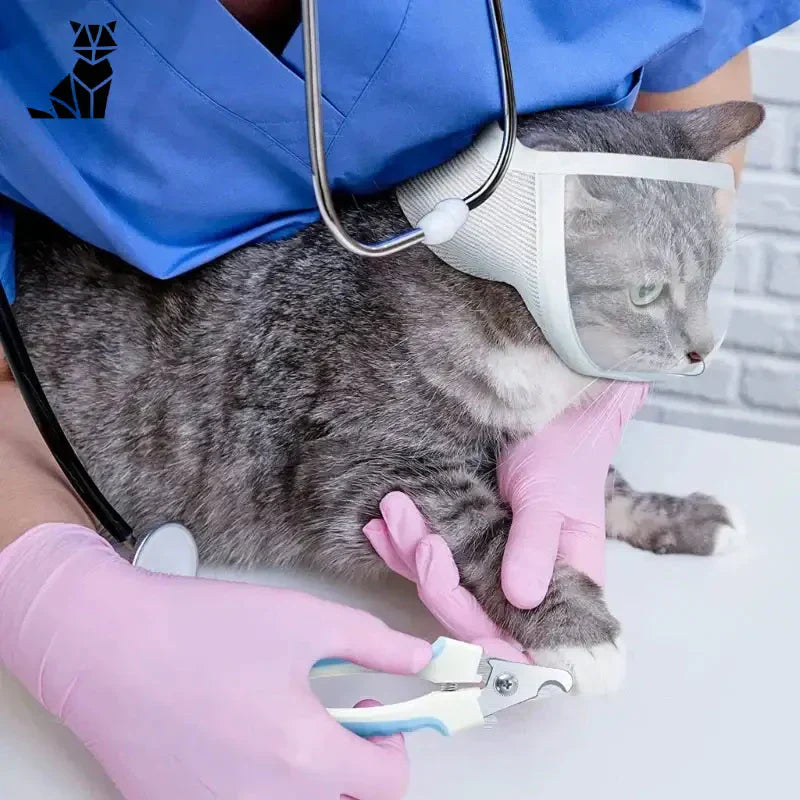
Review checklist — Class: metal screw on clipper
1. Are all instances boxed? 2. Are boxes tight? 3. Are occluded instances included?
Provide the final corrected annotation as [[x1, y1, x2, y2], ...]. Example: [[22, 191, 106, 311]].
[[494, 673, 519, 697]]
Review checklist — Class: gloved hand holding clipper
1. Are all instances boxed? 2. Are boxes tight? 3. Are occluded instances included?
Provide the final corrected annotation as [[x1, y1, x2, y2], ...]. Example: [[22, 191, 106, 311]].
[[0, 523, 430, 800]]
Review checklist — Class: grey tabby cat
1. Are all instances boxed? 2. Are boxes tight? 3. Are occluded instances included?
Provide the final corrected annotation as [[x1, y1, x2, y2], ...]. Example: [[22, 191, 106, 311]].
[[11, 100, 763, 692]]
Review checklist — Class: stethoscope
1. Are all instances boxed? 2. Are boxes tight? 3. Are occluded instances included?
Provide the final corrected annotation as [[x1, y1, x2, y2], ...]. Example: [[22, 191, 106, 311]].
[[0, 0, 517, 576]]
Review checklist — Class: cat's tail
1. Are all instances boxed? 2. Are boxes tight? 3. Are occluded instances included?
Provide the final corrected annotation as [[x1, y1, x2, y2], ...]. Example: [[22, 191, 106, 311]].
[[27, 108, 54, 118]]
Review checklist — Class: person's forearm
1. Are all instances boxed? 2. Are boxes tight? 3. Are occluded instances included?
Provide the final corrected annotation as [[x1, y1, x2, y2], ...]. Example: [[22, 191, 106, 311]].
[[0, 364, 94, 552], [635, 49, 753, 183]]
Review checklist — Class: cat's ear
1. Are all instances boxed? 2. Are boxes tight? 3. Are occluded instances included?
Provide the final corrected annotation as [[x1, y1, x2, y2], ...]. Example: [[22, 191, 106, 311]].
[[515, 129, 565, 152], [674, 101, 765, 161], [70, 21, 81, 33]]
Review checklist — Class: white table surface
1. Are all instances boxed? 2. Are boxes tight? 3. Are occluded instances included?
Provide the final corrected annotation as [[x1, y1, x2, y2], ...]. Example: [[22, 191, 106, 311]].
[[2, 420, 798, 799]]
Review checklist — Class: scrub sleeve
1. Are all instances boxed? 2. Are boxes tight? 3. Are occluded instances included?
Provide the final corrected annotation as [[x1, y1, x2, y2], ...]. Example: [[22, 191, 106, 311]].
[[643, 0, 800, 91], [0, 207, 13, 303]]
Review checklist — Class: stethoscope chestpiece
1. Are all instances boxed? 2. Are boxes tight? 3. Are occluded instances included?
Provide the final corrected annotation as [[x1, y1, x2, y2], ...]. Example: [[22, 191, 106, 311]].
[[132, 522, 199, 577]]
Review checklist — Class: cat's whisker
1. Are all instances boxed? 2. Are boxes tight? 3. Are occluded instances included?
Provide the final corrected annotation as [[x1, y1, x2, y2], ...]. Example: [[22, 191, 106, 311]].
[[501, 388, 611, 482], [501, 351, 647, 483], [564, 352, 642, 432], [567, 352, 647, 452], [589, 390, 630, 448], [562, 371, 622, 423], [571, 392, 624, 453], [561, 375, 604, 408], [570, 391, 623, 453], [564, 382, 620, 430], [504, 394, 627, 488]]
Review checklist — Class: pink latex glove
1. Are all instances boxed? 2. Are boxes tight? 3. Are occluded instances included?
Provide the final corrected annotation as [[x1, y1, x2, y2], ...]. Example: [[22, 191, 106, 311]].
[[367, 382, 648, 629], [364, 494, 531, 665], [0, 524, 431, 800], [499, 382, 649, 608]]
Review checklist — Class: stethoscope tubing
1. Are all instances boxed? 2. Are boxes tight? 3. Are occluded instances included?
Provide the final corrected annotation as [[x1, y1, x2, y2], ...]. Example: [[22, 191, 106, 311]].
[[0, 285, 133, 543]]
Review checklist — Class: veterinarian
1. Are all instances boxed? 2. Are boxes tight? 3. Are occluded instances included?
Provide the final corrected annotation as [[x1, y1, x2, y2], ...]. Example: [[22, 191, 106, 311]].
[[1, 1, 798, 798]]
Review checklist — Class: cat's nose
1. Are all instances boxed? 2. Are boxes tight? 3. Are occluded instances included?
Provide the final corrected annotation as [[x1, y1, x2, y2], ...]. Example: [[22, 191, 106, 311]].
[[684, 330, 715, 362]]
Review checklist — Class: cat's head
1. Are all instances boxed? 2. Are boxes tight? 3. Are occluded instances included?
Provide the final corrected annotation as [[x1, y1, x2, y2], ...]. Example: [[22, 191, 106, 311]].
[[69, 21, 118, 65], [516, 101, 764, 374]]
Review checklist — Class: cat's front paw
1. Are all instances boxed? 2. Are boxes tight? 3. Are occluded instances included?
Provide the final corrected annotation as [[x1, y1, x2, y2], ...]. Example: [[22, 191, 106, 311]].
[[705, 501, 747, 556], [654, 494, 747, 556], [529, 638, 626, 695], [510, 566, 624, 695], [609, 480, 747, 557]]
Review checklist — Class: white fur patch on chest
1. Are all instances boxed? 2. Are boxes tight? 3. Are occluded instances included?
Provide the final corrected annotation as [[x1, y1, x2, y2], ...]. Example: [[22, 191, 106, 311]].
[[482, 343, 593, 433]]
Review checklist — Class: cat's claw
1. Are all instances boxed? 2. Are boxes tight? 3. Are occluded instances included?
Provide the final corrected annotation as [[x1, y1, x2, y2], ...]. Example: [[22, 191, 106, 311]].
[[711, 505, 747, 556], [528, 638, 626, 695]]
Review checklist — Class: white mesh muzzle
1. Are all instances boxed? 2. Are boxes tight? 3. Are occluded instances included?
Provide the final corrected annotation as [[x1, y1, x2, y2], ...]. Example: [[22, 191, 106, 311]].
[[396, 139, 551, 336], [396, 123, 737, 382]]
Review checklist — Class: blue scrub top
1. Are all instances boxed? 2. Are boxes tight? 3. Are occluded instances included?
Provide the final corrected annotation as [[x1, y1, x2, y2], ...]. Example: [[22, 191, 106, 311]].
[[1, 0, 798, 302]]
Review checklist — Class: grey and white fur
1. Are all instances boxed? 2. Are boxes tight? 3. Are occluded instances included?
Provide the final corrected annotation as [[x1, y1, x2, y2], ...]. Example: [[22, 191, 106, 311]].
[[10, 101, 764, 691]]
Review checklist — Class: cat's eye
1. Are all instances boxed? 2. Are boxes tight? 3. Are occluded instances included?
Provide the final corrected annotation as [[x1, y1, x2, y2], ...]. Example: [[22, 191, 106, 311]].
[[629, 282, 664, 307]]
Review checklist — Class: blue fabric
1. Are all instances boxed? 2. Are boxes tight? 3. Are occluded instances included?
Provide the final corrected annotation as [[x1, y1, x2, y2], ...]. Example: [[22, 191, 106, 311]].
[[643, 0, 800, 91], [1, 0, 797, 302], [0, 203, 14, 301]]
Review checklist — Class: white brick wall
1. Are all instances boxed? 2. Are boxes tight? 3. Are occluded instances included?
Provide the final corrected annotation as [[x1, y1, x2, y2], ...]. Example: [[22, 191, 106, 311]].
[[642, 22, 800, 444]]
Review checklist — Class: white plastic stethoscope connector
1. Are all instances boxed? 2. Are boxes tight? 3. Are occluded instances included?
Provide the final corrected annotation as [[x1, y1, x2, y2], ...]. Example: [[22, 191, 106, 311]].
[[417, 198, 470, 245]]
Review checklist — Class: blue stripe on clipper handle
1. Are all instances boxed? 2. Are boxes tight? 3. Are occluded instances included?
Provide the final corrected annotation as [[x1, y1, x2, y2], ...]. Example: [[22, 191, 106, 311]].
[[314, 640, 444, 673], [430, 637, 447, 660], [312, 657, 351, 669], [341, 717, 451, 738]]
